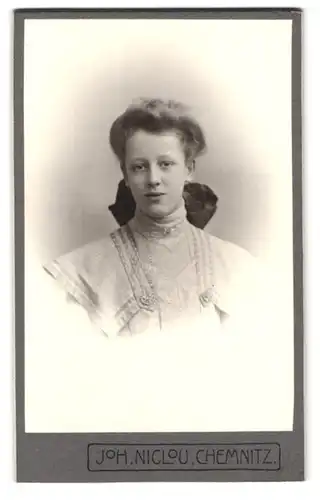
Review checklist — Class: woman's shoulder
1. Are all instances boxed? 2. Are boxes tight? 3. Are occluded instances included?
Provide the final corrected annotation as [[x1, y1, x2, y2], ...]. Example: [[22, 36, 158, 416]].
[[43, 231, 127, 311], [209, 232, 252, 258], [197, 227, 257, 275], [44, 235, 118, 281]]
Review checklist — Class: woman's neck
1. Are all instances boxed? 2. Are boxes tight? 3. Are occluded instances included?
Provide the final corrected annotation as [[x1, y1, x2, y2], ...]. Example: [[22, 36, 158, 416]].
[[131, 202, 187, 239]]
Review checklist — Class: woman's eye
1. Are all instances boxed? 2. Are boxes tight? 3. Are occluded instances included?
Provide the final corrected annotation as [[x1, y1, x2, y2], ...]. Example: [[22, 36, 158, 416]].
[[159, 160, 173, 168], [132, 164, 145, 172]]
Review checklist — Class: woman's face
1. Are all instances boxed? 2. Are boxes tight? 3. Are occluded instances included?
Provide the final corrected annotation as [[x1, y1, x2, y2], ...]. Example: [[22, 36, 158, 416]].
[[124, 129, 193, 219]]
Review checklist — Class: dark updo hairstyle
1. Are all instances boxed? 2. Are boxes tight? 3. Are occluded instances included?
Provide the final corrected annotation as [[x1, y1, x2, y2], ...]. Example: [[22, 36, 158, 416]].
[[109, 98, 207, 170]]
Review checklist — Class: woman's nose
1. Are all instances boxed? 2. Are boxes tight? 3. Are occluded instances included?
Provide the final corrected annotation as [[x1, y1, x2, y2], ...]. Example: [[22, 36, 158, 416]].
[[147, 165, 161, 186]]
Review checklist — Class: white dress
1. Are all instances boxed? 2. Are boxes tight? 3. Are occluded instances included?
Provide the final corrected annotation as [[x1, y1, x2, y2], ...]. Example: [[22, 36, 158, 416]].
[[25, 206, 294, 433]]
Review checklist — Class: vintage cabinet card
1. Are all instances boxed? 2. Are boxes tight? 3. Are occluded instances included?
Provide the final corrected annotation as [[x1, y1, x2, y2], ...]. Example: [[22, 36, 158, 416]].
[[14, 8, 303, 482]]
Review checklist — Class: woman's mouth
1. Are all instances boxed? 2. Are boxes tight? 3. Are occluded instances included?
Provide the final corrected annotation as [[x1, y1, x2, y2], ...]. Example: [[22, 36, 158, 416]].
[[144, 193, 165, 203], [144, 193, 165, 198]]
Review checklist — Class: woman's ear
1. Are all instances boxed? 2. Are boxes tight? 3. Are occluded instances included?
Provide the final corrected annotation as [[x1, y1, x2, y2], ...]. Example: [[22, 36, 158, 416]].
[[121, 162, 129, 186], [186, 160, 195, 181]]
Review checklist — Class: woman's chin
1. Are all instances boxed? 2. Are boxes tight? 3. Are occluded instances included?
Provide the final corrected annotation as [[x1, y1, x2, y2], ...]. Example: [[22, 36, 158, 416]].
[[142, 206, 173, 219]]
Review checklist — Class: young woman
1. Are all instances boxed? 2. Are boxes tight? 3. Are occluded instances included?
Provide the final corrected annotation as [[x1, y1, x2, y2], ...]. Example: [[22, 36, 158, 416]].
[[44, 98, 259, 339]]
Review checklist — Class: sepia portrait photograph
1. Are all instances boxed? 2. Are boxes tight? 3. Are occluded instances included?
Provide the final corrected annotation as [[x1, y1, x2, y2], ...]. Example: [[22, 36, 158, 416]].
[[21, 13, 297, 438]]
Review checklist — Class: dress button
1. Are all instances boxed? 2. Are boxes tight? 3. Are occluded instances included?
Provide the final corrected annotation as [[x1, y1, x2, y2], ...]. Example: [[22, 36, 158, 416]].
[[199, 287, 214, 307], [139, 295, 149, 306], [138, 294, 156, 312]]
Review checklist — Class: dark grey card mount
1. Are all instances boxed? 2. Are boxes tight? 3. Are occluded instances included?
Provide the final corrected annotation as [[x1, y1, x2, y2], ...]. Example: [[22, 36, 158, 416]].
[[14, 8, 303, 482]]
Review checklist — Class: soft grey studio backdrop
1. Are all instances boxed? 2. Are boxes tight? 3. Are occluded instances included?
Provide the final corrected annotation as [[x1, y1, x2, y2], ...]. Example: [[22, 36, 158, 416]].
[[24, 19, 293, 299]]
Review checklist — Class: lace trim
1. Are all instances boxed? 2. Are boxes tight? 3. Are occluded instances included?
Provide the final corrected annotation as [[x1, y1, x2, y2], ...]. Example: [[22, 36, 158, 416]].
[[110, 226, 158, 313]]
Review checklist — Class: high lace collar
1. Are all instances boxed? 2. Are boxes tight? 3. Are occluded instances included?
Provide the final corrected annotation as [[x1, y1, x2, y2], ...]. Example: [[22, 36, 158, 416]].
[[130, 203, 188, 240]]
